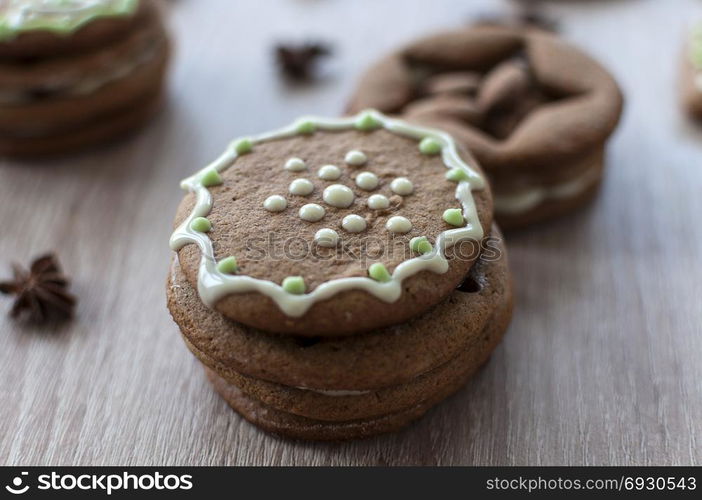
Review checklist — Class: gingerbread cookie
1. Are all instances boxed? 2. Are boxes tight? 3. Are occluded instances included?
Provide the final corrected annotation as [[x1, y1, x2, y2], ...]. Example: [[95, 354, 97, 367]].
[[167, 111, 514, 439], [683, 24, 702, 120], [0, 0, 170, 157], [168, 227, 512, 440], [346, 25, 624, 230], [171, 110, 492, 336]]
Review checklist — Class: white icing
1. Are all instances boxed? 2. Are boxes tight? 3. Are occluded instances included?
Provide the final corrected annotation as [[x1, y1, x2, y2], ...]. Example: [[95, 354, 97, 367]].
[[354, 171, 379, 191], [367, 194, 390, 210], [386, 216, 412, 234], [289, 178, 314, 196], [317, 164, 342, 180], [342, 214, 367, 233], [314, 228, 339, 247], [322, 184, 355, 208], [0, 0, 138, 40], [170, 110, 485, 318], [345, 150, 367, 166], [299, 204, 325, 222], [493, 167, 601, 215], [263, 195, 287, 212], [390, 177, 414, 196], [284, 157, 307, 172]]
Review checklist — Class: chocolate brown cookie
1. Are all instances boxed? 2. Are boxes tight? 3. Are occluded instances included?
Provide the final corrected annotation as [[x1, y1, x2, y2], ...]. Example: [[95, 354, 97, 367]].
[[346, 25, 624, 230], [683, 25, 702, 120], [168, 228, 513, 439], [171, 111, 493, 336], [0, 0, 170, 157]]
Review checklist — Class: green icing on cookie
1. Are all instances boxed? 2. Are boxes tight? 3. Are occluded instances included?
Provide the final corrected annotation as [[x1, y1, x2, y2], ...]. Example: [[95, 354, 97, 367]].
[[234, 138, 253, 155], [445, 167, 470, 182], [355, 111, 381, 131], [443, 208, 464, 227], [692, 24, 702, 69], [419, 137, 442, 155], [368, 263, 392, 282], [295, 120, 316, 135], [410, 236, 433, 255], [0, 0, 140, 42], [217, 256, 238, 274], [282, 276, 306, 294], [190, 217, 212, 233], [200, 169, 223, 187]]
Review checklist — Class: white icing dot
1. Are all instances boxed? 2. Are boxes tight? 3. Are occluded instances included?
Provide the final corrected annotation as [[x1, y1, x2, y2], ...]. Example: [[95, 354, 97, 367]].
[[367, 194, 390, 210], [289, 178, 314, 196], [263, 195, 287, 212], [390, 177, 414, 196], [342, 214, 367, 233], [299, 204, 325, 222], [386, 216, 412, 234], [345, 150, 367, 166], [323, 184, 355, 208], [314, 228, 339, 247], [284, 157, 307, 171], [355, 171, 379, 191], [317, 164, 342, 181]]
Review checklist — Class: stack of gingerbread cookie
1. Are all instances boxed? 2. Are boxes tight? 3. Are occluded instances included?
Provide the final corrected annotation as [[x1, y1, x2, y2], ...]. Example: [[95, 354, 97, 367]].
[[682, 23, 702, 120], [0, 0, 170, 157], [347, 24, 624, 229], [167, 110, 513, 440]]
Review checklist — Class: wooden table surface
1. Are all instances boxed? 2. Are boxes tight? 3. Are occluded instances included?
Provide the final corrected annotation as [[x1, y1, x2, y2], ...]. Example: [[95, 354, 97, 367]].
[[1, 0, 701, 466]]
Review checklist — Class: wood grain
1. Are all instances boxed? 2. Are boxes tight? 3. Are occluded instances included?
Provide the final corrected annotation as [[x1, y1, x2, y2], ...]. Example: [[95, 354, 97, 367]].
[[1, 0, 701, 466]]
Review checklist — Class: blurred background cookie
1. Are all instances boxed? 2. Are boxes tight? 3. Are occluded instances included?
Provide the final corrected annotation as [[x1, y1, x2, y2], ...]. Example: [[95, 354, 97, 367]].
[[682, 23, 702, 120], [347, 24, 624, 230], [0, 0, 171, 157]]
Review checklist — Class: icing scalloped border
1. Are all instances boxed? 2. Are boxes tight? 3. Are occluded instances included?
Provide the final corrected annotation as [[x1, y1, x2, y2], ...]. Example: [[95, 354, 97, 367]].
[[0, 0, 139, 41], [169, 110, 486, 318]]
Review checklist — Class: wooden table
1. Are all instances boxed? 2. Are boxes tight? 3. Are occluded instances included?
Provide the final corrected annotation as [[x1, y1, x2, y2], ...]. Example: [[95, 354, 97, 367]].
[[1, 0, 700, 466]]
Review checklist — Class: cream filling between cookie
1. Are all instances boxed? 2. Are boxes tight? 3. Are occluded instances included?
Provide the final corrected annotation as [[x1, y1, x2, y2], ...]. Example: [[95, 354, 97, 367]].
[[0, 36, 161, 106], [295, 387, 371, 397], [494, 167, 601, 215]]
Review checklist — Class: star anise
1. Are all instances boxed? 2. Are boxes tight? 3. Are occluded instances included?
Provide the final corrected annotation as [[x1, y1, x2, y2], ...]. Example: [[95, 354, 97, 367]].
[[0, 254, 76, 323], [275, 42, 332, 81]]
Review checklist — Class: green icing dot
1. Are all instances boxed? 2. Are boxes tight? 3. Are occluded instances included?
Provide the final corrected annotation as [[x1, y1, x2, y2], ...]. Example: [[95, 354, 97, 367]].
[[445, 167, 470, 182], [368, 263, 392, 282], [692, 25, 702, 68], [201, 169, 223, 187], [355, 112, 381, 131], [190, 217, 212, 232], [217, 256, 238, 274], [443, 208, 464, 227], [296, 120, 316, 134], [282, 276, 306, 294], [410, 236, 433, 255], [419, 137, 442, 155], [234, 138, 253, 155]]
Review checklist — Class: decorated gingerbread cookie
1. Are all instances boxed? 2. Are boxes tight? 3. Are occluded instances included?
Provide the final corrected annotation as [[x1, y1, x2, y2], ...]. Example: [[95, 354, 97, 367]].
[[171, 110, 493, 336], [683, 23, 702, 120], [346, 25, 624, 230], [0, 0, 170, 156]]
